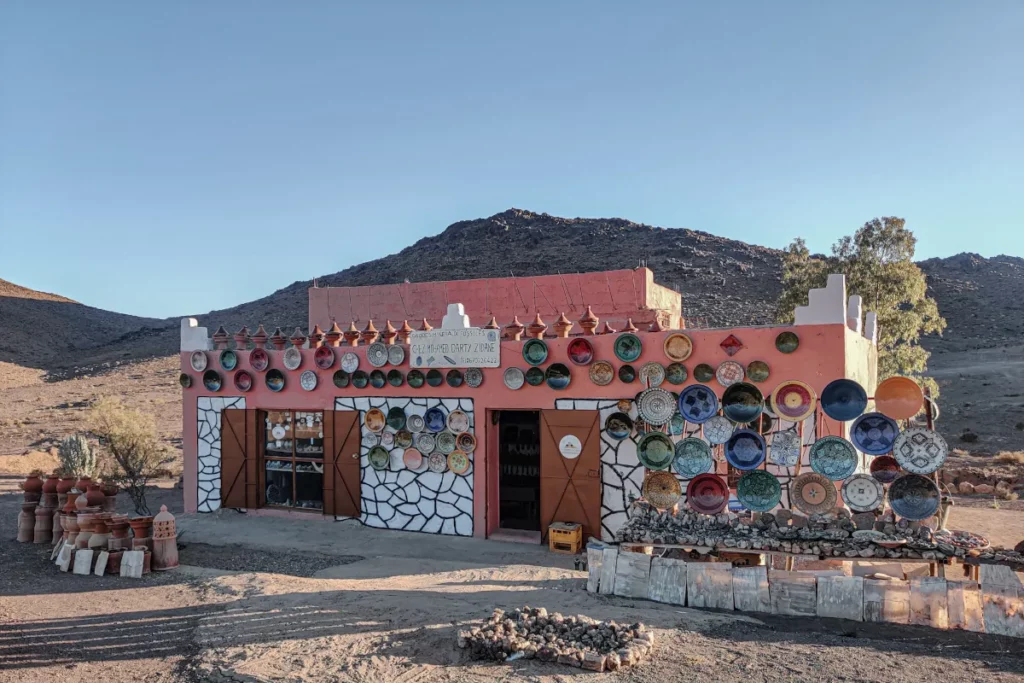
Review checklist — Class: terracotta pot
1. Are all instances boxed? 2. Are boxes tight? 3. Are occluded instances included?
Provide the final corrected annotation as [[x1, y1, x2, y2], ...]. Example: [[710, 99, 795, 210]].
[[21, 472, 44, 495], [75, 513, 95, 549], [63, 513, 80, 545], [53, 507, 64, 546], [75, 476, 92, 493], [42, 474, 59, 494], [22, 490, 41, 504], [128, 516, 154, 540], [143, 549, 152, 575], [85, 483, 105, 508], [75, 491, 89, 511], [109, 518, 130, 539], [89, 519, 111, 550], [102, 482, 119, 497], [64, 491, 80, 514], [33, 505, 53, 544], [57, 477, 75, 495], [107, 550, 124, 575], [18, 502, 37, 542]]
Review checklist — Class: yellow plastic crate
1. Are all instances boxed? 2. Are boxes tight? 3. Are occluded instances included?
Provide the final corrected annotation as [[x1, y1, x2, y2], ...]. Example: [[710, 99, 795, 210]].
[[548, 522, 583, 555]]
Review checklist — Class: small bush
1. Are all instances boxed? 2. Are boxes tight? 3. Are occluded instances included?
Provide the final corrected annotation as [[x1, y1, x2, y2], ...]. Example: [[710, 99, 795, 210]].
[[90, 397, 166, 515], [57, 434, 97, 479], [994, 451, 1024, 465]]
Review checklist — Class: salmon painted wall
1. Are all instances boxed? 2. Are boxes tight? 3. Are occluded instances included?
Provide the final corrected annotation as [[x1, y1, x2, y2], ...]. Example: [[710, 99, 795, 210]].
[[307, 268, 682, 332]]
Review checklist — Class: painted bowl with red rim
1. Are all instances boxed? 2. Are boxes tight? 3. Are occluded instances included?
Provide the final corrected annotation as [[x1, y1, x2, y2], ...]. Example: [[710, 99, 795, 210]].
[[770, 380, 817, 422], [869, 455, 901, 484], [233, 370, 253, 392], [567, 338, 595, 365], [686, 474, 729, 515], [314, 345, 335, 370], [250, 348, 269, 372]]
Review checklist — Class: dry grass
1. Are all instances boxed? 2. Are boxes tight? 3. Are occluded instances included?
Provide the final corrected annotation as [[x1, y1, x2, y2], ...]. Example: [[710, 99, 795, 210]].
[[994, 451, 1024, 465]]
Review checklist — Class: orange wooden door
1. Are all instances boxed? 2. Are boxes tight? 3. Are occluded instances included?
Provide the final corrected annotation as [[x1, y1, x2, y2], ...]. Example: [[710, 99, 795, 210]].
[[221, 408, 259, 509], [539, 410, 601, 542], [325, 411, 361, 517]]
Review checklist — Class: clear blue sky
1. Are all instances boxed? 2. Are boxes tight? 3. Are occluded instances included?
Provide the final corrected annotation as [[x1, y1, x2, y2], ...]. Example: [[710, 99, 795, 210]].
[[2, 2, 1021, 319]]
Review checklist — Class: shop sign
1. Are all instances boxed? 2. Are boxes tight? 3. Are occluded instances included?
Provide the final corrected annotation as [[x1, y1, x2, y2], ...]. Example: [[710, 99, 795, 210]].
[[409, 328, 501, 368], [559, 435, 582, 459]]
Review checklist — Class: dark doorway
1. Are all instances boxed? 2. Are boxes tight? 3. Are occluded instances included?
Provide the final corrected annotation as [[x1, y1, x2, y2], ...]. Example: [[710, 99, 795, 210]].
[[498, 411, 541, 531]]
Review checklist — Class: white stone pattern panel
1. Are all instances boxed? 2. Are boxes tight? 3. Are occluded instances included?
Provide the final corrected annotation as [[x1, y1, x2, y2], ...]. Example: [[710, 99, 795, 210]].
[[196, 396, 246, 513], [335, 396, 474, 536]]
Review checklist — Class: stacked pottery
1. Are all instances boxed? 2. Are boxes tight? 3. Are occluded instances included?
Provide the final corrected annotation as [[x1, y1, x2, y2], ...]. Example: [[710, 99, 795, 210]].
[[41, 473, 59, 508], [128, 516, 154, 550], [101, 482, 119, 513], [108, 516, 131, 551], [85, 483, 106, 508], [21, 471, 43, 504], [106, 550, 124, 575], [33, 504, 53, 544], [18, 502, 36, 542], [63, 512, 80, 547], [54, 475, 75, 546], [75, 490, 89, 512], [152, 505, 179, 571], [89, 516, 111, 551], [74, 475, 92, 495], [75, 511, 95, 549]]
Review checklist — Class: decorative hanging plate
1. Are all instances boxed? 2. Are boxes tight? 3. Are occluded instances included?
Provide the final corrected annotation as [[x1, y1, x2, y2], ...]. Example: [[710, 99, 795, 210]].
[[448, 449, 470, 475], [446, 369, 464, 387], [367, 446, 390, 471], [341, 352, 359, 373], [617, 365, 636, 383], [686, 474, 729, 515], [669, 413, 685, 436], [663, 333, 693, 362], [352, 370, 369, 388], [272, 424, 287, 440], [333, 370, 350, 388], [678, 385, 719, 424], [637, 432, 674, 470], [265, 369, 285, 392], [637, 388, 676, 425], [465, 367, 483, 388], [314, 345, 335, 370], [416, 433, 436, 453], [367, 342, 388, 368], [725, 429, 767, 470], [428, 452, 447, 473], [721, 382, 764, 424], [425, 369, 443, 387], [525, 367, 545, 386], [567, 338, 595, 366], [202, 370, 222, 392], [639, 362, 666, 388], [387, 369, 404, 387], [190, 350, 208, 372], [361, 432, 379, 449], [220, 349, 238, 371], [893, 427, 948, 475], [522, 339, 549, 366], [503, 367, 525, 390], [841, 474, 885, 512], [387, 344, 405, 366], [408, 369, 425, 388], [283, 348, 302, 370], [369, 370, 386, 388], [403, 448, 423, 470], [250, 348, 269, 372], [770, 380, 817, 422], [768, 428, 801, 467], [716, 361, 745, 387], [179, 373, 193, 389], [365, 408, 386, 432], [850, 412, 900, 455], [614, 333, 643, 363], [665, 362, 688, 385], [888, 473, 940, 521], [617, 399, 632, 412], [457, 431, 476, 453], [380, 430, 395, 448], [407, 413, 425, 433], [300, 370, 318, 391], [746, 360, 770, 383], [737, 471, 782, 512], [869, 455, 901, 484], [604, 412, 633, 440], [704, 415, 734, 445], [693, 363, 715, 383], [755, 413, 774, 435], [546, 363, 571, 390], [775, 331, 800, 354], [809, 436, 858, 480], [436, 430, 457, 455], [395, 430, 413, 449], [447, 409, 470, 433], [875, 376, 924, 420], [673, 437, 714, 479], [642, 472, 682, 510], [387, 407, 407, 431], [424, 407, 447, 433], [820, 379, 868, 421], [589, 361, 614, 386], [791, 472, 838, 515]]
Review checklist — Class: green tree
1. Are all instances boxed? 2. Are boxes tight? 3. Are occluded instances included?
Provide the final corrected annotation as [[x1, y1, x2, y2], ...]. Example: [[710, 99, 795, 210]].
[[776, 217, 946, 391]]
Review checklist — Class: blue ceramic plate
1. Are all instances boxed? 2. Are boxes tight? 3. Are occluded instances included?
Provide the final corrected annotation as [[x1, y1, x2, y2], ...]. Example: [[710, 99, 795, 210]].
[[426, 369, 444, 387], [888, 473, 940, 521], [737, 470, 782, 512], [809, 436, 858, 480], [673, 437, 714, 479], [820, 379, 868, 421], [614, 333, 643, 363], [203, 370, 222, 392], [725, 429, 766, 470], [678, 385, 719, 424], [605, 412, 633, 440], [265, 369, 285, 392], [850, 412, 900, 455], [721, 382, 764, 424], [546, 363, 571, 390], [424, 407, 448, 433]]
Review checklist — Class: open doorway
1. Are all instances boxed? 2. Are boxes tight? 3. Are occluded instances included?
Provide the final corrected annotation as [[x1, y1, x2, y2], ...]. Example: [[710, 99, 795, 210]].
[[498, 411, 541, 534]]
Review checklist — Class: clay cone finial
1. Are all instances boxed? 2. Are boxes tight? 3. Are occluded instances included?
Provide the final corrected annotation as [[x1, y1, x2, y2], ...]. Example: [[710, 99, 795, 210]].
[[399, 320, 415, 344], [600, 321, 617, 335], [528, 313, 547, 340], [554, 312, 573, 338], [361, 319, 380, 345], [211, 326, 230, 350], [381, 320, 398, 345], [579, 306, 599, 336], [622, 318, 638, 334], [419, 318, 433, 332], [269, 327, 288, 350], [251, 324, 269, 347], [325, 321, 344, 347], [342, 321, 360, 347], [484, 316, 499, 330], [308, 324, 325, 348], [233, 326, 251, 348], [505, 316, 525, 341]]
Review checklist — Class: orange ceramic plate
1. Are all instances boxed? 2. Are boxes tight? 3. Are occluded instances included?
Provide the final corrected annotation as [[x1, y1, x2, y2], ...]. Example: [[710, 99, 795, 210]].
[[364, 408, 386, 432], [874, 376, 923, 420], [663, 333, 693, 362], [403, 448, 423, 470]]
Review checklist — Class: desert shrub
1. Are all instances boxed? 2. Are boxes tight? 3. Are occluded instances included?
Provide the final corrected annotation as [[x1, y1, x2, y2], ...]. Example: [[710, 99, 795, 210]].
[[90, 396, 166, 515], [994, 451, 1024, 465], [57, 434, 97, 478]]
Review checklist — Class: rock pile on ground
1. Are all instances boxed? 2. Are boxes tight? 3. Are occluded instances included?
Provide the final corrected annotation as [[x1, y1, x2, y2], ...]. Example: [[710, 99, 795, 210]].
[[457, 606, 654, 672]]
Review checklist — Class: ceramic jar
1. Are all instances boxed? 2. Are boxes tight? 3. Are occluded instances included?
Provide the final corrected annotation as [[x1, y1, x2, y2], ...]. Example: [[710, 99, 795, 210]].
[[128, 516, 154, 549], [75, 490, 89, 511], [21, 472, 42, 504], [57, 476, 75, 495], [42, 474, 60, 508], [65, 491, 80, 513], [75, 513, 95, 549], [85, 483, 105, 508], [33, 504, 53, 544], [106, 550, 124, 575], [18, 502, 37, 542], [89, 518, 111, 550], [75, 476, 92, 493], [63, 514, 80, 546], [102, 483, 118, 512]]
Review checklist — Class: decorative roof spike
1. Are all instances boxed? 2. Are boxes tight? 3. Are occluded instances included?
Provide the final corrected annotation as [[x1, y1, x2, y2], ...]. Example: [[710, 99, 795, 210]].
[[505, 316, 525, 341], [419, 318, 433, 332], [484, 316, 500, 330], [342, 321, 360, 347], [599, 321, 617, 335], [579, 306, 599, 336], [308, 324, 325, 348], [554, 312, 574, 338], [324, 321, 344, 347], [289, 327, 307, 348], [361, 319, 380, 345], [211, 326, 230, 350], [233, 326, 251, 348], [269, 327, 288, 350], [381, 320, 398, 345], [527, 313, 547, 340], [398, 320, 415, 344], [649, 317, 665, 333], [251, 324, 269, 347], [622, 318, 639, 333]]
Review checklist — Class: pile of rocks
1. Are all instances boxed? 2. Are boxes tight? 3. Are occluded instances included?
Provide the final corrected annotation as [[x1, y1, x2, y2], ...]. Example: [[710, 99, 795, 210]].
[[456, 607, 654, 672]]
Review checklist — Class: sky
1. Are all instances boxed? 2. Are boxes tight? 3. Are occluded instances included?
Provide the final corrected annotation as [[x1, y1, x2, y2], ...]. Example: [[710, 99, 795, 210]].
[[1, 2, 1021, 319]]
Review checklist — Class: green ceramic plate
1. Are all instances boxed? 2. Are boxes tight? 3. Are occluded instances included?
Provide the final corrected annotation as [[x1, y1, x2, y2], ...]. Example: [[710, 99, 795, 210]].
[[219, 349, 238, 371], [387, 369, 404, 387], [737, 470, 782, 512], [386, 407, 406, 431], [614, 333, 643, 363], [747, 360, 770, 383], [618, 364, 636, 383], [775, 331, 799, 354], [367, 446, 390, 471], [523, 339, 549, 366], [665, 362, 688, 385], [637, 432, 674, 471], [525, 366, 545, 386], [426, 369, 444, 387], [407, 369, 425, 388], [369, 370, 386, 388], [446, 369, 464, 387], [672, 437, 713, 478], [352, 370, 369, 388], [333, 370, 350, 388], [693, 363, 715, 383]]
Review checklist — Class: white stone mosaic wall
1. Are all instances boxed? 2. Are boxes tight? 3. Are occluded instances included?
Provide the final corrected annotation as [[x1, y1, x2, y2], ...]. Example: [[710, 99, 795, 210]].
[[335, 396, 475, 536], [196, 396, 246, 513]]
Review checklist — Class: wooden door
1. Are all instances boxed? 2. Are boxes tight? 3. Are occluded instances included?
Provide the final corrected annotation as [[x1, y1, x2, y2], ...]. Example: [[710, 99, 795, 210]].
[[539, 410, 601, 542], [325, 411, 361, 517], [221, 408, 259, 509]]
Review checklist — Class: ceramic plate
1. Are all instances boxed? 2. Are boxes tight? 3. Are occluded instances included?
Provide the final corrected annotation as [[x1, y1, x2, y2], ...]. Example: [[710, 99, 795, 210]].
[[605, 412, 633, 440], [387, 344, 405, 366], [523, 339, 549, 366], [367, 446, 390, 471], [525, 367, 545, 386], [545, 363, 571, 390], [850, 412, 900, 455], [809, 436, 858, 480], [341, 352, 359, 373], [721, 382, 764, 424], [678, 385, 719, 424], [456, 432, 476, 453], [746, 360, 770, 383], [179, 373, 192, 388], [408, 369, 425, 388], [352, 370, 369, 388], [893, 427, 948, 474], [403, 448, 423, 471], [686, 474, 729, 515], [589, 361, 614, 386], [875, 376, 924, 420], [426, 369, 444, 387], [673, 437, 714, 479], [428, 452, 447, 473], [663, 333, 693, 362], [614, 333, 643, 363], [369, 370, 386, 388], [639, 362, 666, 388], [283, 348, 302, 370], [820, 379, 867, 421], [617, 365, 636, 383], [465, 367, 483, 388], [869, 455, 901, 484], [704, 415, 734, 445], [424, 407, 447, 433], [770, 381, 817, 422], [395, 430, 413, 449], [300, 370, 318, 391], [220, 349, 238, 371], [693, 363, 715, 383], [416, 433, 436, 453], [203, 370, 222, 392], [725, 429, 766, 470], [387, 407, 407, 431], [841, 474, 885, 512], [265, 369, 285, 392], [665, 362, 688, 385], [888, 473, 940, 521], [716, 361, 745, 387], [775, 331, 799, 354], [314, 345, 335, 370], [250, 348, 269, 372], [190, 351, 208, 372], [642, 472, 682, 510], [387, 369, 404, 387], [755, 413, 774, 435], [448, 450, 470, 475], [737, 471, 782, 512], [436, 431, 457, 455], [380, 430, 395, 448], [768, 428, 801, 467], [365, 408, 386, 432], [361, 433, 379, 449], [637, 388, 676, 426], [503, 367, 525, 390], [791, 472, 838, 515], [407, 414, 425, 433], [567, 338, 595, 366], [669, 413, 685, 436], [367, 342, 388, 368], [447, 409, 470, 433], [637, 432, 674, 470]]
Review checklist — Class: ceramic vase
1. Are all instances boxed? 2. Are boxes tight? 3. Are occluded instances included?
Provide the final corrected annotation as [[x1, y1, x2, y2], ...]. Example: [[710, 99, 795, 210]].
[[85, 483, 105, 508], [18, 502, 37, 542], [33, 504, 53, 544], [63, 514, 80, 546], [42, 474, 60, 508], [74, 476, 92, 493], [88, 518, 111, 550]]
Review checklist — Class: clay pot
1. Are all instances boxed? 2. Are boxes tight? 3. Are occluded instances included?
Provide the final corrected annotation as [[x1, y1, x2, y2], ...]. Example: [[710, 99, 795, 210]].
[[33, 505, 53, 544], [21, 472, 44, 495], [53, 507, 64, 546], [89, 519, 111, 550], [128, 516, 154, 541], [75, 476, 92, 493], [85, 483, 105, 508], [18, 502, 37, 542], [143, 549, 152, 575], [57, 476, 75, 495], [75, 513, 95, 549], [109, 518, 130, 539], [107, 550, 124, 575], [64, 491, 80, 514], [63, 514, 80, 545], [75, 490, 89, 511], [42, 473, 59, 494]]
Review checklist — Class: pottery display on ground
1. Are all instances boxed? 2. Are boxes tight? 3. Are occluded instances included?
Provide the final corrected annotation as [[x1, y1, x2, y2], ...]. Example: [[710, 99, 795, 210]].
[[18, 502, 37, 542], [33, 504, 53, 544], [85, 483, 106, 508], [128, 516, 154, 549], [152, 505, 179, 571]]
